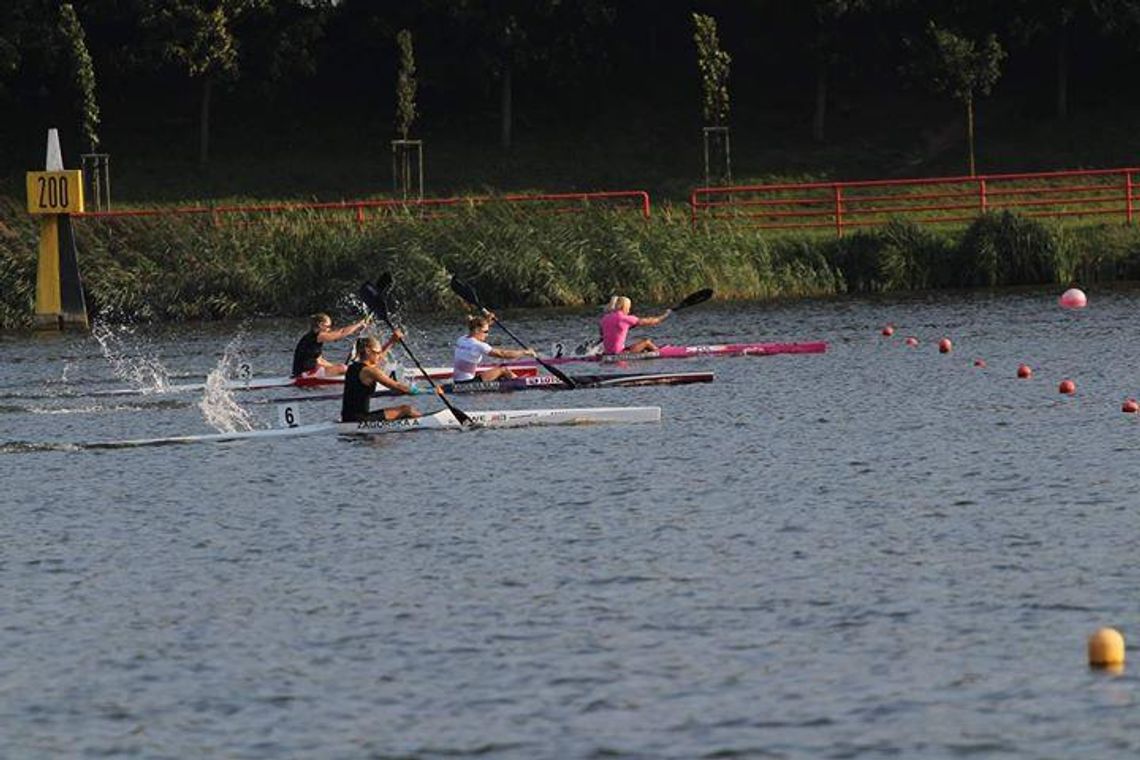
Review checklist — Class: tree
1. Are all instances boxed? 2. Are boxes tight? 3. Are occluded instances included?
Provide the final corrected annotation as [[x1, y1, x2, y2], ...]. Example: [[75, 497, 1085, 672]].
[[692, 13, 731, 127], [58, 4, 100, 152], [807, 0, 865, 142], [395, 29, 417, 139], [141, 1, 245, 166], [439, 1, 614, 151], [919, 23, 1005, 176]]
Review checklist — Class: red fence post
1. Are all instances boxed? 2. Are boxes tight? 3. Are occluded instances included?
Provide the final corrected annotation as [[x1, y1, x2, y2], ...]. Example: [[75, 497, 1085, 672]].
[[978, 179, 987, 214], [833, 186, 843, 238], [1126, 171, 1134, 225]]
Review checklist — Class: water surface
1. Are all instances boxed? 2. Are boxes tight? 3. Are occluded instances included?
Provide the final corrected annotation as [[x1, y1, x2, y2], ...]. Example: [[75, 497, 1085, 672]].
[[2, 289, 1138, 758]]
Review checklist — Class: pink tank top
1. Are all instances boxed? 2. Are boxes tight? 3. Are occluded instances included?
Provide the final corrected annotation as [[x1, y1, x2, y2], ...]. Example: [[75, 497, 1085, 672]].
[[599, 311, 639, 354]]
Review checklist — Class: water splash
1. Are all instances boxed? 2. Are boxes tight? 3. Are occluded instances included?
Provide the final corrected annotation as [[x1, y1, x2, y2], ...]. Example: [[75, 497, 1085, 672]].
[[90, 320, 171, 392], [198, 328, 255, 433]]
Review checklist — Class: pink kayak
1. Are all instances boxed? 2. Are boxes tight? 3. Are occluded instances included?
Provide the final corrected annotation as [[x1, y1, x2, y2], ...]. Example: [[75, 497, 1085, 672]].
[[412, 340, 827, 377]]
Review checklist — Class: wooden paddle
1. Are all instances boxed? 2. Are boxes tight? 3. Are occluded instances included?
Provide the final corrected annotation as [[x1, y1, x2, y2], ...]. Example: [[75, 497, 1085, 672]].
[[358, 275, 472, 427], [449, 275, 577, 388]]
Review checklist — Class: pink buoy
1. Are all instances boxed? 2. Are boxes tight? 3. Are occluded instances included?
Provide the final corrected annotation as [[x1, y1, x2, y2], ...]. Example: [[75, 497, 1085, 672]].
[[1059, 288, 1087, 309], [938, 338, 952, 353], [1017, 364, 1032, 379], [1059, 379, 1076, 395]]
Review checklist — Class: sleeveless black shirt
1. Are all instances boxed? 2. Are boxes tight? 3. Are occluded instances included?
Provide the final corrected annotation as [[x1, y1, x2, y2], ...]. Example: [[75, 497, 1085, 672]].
[[341, 362, 377, 422], [292, 330, 323, 377]]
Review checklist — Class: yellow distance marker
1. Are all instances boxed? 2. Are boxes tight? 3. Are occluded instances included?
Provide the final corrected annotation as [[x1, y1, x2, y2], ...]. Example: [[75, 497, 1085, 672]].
[[26, 170, 85, 215]]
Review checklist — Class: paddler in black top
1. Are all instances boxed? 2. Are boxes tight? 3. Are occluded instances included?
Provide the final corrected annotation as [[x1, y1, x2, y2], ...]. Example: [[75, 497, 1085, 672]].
[[291, 312, 370, 378], [342, 335, 435, 422]]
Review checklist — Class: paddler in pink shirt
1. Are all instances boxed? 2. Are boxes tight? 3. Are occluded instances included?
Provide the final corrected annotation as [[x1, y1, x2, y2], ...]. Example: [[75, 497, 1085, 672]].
[[599, 296, 671, 354]]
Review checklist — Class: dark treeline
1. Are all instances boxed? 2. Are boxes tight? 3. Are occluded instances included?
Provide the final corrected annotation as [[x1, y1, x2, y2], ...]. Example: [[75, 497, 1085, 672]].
[[2, 1, 1139, 198]]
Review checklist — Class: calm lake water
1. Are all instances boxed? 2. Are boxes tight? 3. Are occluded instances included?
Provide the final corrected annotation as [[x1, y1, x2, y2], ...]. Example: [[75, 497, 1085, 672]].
[[2, 289, 1138, 758]]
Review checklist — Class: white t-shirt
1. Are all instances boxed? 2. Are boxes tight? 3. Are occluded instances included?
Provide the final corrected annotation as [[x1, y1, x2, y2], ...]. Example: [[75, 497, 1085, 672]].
[[453, 335, 494, 381]]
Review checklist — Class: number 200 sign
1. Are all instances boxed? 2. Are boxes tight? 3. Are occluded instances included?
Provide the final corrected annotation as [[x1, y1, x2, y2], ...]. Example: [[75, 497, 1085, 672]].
[[26, 170, 85, 215]]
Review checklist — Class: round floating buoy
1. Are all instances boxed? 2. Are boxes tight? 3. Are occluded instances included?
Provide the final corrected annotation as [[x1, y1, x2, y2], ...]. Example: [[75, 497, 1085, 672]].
[[938, 338, 952, 353], [1059, 379, 1076, 394], [1059, 287, 1088, 309], [1017, 364, 1032, 379], [882, 325, 895, 337], [1123, 398, 1139, 414], [1088, 627, 1125, 669], [974, 359, 986, 368], [905, 336, 919, 347]]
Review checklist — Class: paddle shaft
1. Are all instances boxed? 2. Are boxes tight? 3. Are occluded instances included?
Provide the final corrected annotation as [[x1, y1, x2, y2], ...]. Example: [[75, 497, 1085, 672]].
[[376, 312, 471, 426], [450, 276, 576, 387]]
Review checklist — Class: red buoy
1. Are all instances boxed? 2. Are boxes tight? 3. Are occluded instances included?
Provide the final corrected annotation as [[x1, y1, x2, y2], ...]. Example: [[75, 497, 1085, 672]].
[[1059, 288, 1087, 309], [882, 325, 895, 337], [1059, 379, 1076, 394], [1123, 398, 1139, 414], [974, 358, 986, 368], [905, 336, 919, 347], [938, 338, 952, 353], [1017, 364, 1032, 379]]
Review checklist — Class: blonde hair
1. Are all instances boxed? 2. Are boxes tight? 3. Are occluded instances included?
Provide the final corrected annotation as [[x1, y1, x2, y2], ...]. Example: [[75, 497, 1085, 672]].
[[467, 314, 492, 333], [606, 296, 631, 313], [309, 312, 332, 330]]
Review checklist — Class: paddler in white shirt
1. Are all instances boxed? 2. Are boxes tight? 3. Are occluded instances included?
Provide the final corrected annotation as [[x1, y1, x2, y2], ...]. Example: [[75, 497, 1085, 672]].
[[452, 314, 537, 382]]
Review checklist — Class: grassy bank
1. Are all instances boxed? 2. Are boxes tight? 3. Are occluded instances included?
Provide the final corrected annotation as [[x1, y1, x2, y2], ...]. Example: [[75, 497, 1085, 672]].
[[3, 194, 1140, 331]]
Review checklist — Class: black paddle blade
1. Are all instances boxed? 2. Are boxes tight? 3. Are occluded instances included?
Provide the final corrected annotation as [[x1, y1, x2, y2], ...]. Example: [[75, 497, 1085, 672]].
[[449, 275, 483, 310], [376, 272, 393, 294], [671, 288, 714, 311], [358, 281, 389, 321]]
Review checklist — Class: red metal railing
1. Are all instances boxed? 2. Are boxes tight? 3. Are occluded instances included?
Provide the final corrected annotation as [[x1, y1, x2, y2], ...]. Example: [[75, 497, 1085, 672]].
[[72, 189, 652, 225], [690, 167, 1138, 236]]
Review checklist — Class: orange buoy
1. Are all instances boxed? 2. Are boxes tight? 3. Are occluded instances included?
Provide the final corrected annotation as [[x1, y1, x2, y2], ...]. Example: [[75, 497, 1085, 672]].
[[974, 359, 986, 368], [1059, 287, 1088, 309], [1123, 398, 1139, 414], [905, 336, 919, 347], [1059, 379, 1076, 394], [882, 325, 895, 337], [1088, 627, 1125, 669], [1017, 364, 1032, 379], [938, 338, 952, 353]]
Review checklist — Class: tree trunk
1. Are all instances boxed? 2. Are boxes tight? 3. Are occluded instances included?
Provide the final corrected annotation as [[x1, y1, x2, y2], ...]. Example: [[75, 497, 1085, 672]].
[[499, 61, 512, 151], [198, 77, 213, 166], [966, 95, 975, 177], [1056, 19, 1069, 120], [812, 54, 827, 143]]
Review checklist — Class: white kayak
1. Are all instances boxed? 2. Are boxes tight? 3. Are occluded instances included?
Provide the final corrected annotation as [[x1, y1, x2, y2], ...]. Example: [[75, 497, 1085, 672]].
[[87, 365, 542, 397], [86, 405, 662, 448]]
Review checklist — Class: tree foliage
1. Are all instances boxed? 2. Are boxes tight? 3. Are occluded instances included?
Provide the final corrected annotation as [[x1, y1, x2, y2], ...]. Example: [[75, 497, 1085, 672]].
[[395, 29, 417, 139], [692, 13, 731, 126], [58, 4, 101, 152]]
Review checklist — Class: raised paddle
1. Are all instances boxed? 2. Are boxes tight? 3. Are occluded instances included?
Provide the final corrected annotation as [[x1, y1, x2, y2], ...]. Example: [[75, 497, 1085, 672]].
[[668, 287, 714, 312], [359, 276, 473, 427], [449, 275, 578, 388]]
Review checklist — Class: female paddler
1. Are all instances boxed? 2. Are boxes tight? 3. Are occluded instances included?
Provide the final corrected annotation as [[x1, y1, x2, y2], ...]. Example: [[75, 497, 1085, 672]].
[[292, 312, 370, 378], [599, 296, 671, 354], [453, 313, 537, 382], [342, 334, 437, 422]]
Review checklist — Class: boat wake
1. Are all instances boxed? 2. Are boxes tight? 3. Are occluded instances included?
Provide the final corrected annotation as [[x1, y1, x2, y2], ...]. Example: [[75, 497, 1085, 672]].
[[198, 328, 255, 433], [91, 320, 172, 393]]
